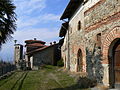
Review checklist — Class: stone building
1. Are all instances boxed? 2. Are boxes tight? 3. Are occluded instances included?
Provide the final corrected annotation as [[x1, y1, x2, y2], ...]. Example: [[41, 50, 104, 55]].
[[25, 39, 61, 70], [60, 0, 120, 88], [14, 44, 23, 69]]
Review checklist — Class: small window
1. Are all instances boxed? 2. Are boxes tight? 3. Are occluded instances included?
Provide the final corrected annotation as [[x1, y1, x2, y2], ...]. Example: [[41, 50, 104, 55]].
[[17, 47, 19, 49], [15, 47, 19, 49], [78, 21, 81, 30], [97, 33, 101, 41], [96, 33, 101, 47], [84, 0, 88, 4]]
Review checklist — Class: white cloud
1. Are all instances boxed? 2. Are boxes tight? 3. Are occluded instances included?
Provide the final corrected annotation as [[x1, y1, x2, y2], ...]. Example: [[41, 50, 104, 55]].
[[14, 0, 46, 14], [0, 27, 60, 60], [12, 27, 59, 44], [17, 13, 60, 29], [0, 0, 62, 61], [13, 0, 61, 44], [40, 14, 60, 22], [14, 0, 60, 29], [26, 0, 46, 14]]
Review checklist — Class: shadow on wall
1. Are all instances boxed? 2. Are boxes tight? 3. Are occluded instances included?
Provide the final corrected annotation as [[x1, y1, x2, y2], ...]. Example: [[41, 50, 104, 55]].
[[86, 45, 104, 84]]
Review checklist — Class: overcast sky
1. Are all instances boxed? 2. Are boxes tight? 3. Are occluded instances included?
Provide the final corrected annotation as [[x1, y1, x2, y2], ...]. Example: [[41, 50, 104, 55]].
[[0, 0, 69, 61]]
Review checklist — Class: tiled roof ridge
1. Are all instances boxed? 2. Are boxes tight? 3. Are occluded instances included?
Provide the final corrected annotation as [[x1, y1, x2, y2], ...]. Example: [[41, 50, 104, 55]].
[[26, 44, 56, 55], [25, 40, 46, 43], [26, 43, 46, 47]]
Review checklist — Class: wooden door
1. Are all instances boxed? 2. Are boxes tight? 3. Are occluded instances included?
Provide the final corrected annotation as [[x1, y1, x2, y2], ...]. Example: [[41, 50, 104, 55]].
[[114, 44, 120, 84], [109, 39, 120, 88]]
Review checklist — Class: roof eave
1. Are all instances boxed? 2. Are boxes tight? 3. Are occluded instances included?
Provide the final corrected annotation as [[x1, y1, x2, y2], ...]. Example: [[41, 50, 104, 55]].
[[60, 0, 84, 20], [59, 22, 68, 37]]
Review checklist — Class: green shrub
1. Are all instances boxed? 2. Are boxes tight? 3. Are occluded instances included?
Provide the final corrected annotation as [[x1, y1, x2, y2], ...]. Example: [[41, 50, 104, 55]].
[[76, 77, 97, 88], [57, 59, 64, 67]]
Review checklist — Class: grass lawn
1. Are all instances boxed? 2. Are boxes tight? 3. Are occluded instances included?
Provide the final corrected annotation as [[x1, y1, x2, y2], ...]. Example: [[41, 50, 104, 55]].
[[0, 65, 90, 90]]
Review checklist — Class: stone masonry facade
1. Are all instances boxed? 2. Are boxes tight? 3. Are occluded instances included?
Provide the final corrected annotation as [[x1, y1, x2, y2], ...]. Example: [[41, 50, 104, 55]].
[[61, 0, 120, 87], [25, 39, 61, 70]]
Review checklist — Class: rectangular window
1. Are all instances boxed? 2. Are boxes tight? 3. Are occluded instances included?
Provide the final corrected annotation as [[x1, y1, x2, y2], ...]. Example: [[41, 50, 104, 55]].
[[96, 33, 101, 47]]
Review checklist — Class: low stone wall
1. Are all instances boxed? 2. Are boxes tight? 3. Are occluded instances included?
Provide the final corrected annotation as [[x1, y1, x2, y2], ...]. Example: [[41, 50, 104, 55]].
[[0, 63, 16, 77], [0, 71, 15, 80]]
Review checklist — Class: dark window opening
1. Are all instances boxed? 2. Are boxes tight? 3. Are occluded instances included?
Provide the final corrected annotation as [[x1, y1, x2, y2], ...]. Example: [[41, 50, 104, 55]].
[[83, 0, 89, 4], [78, 21, 81, 30], [77, 49, 83, 72], [96, 33, 101, 47]]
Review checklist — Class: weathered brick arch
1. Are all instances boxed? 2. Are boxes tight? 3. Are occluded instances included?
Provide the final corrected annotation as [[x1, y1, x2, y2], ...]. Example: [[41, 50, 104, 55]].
[[102, 26, 120, 64], [73, 44, 86, 72]]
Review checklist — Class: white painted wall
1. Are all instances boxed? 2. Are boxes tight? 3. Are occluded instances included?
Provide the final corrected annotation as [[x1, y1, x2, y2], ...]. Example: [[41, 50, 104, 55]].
[[30, 56, 33, 69]]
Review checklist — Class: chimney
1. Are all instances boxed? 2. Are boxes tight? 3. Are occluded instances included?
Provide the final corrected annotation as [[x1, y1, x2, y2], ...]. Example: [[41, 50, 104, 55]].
[[53, 41, 56, 44], [34, 38, 36, 40], [50, 42, 52, 45]]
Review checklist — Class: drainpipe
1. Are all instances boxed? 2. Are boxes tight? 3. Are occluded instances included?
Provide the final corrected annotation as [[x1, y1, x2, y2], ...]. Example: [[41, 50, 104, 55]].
[[62, 20, 70, 70]]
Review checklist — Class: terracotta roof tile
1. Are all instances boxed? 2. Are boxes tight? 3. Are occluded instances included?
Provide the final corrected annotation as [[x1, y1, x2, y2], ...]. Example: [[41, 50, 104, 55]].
[[25, 40, 46, 44], [26, 43, 46, 47], [26, 44, 57, 55]]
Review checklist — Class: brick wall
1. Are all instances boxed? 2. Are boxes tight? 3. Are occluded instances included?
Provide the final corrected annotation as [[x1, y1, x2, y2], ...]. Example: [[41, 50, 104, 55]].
[[84, 0, 120, 86], [84, 0, 120, 32], [62, 0, 120, 86]]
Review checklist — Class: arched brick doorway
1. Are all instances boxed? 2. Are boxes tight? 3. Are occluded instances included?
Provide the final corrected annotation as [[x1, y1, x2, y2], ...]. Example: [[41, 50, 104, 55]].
[[102, 26, 120, 87], [109, 38, 120, 88], [76, 49, 83, 72]]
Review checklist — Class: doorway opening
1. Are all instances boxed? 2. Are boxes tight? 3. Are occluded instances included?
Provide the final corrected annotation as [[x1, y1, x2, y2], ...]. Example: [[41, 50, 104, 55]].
[[77, 49, 83, 72], [109, 38, 120, 88]]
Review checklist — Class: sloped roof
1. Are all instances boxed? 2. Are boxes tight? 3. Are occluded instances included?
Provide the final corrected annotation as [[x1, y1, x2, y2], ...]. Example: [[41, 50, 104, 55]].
[[59, 38, 64, 46], [59, 22, 68, 37], [26, 44, 57, 55], [26, 46, 49, 55], [25, 40, 46, 44], [25, 43, 46, 47], [60, 0, 84, 20]]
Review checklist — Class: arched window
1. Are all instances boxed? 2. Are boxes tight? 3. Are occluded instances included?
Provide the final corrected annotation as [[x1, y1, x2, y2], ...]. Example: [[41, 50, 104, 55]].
[[78, 21, 81, 30], [77, 49, 83, 72], [96, 33, 101, 48]]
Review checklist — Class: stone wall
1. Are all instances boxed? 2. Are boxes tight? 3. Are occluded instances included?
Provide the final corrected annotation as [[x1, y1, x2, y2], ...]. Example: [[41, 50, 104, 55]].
[[62, 0, 120, 87], [0, 62, 15, 77], [68, 6, 86, 72], [32, 44, 60, 70], [32, 46, 54, 70], [61, 32, 69, 69], [84, 0, 120, 86], [84, 0, 120, 32], [14, 44, 23, 69]]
